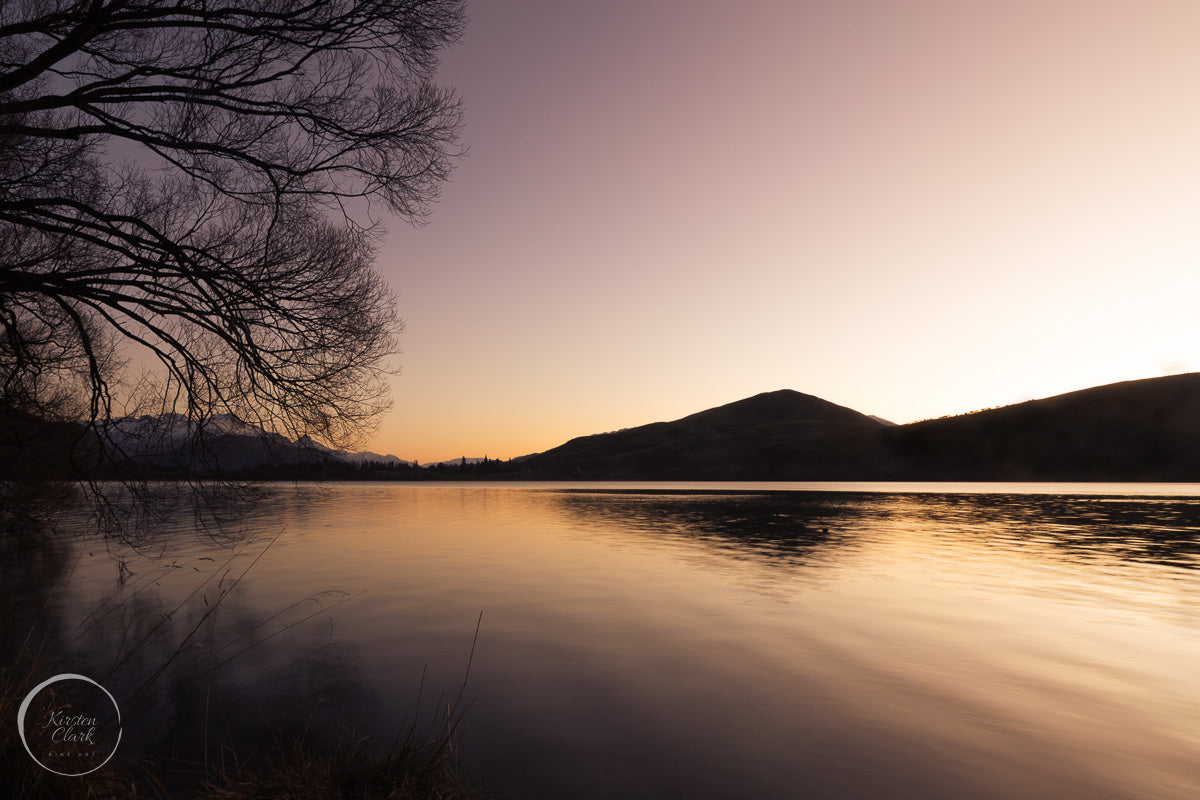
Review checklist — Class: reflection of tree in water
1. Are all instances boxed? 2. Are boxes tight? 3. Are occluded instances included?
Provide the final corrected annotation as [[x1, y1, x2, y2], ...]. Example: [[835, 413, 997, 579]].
[[885, 493, 1200, 570], [551, 490, 872, 568], [0, 527, 72, 653], [1, 526, 386, 795]]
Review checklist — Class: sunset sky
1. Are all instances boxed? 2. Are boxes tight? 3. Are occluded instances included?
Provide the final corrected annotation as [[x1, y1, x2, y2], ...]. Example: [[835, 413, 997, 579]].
[[369, 0, 1200, 462]]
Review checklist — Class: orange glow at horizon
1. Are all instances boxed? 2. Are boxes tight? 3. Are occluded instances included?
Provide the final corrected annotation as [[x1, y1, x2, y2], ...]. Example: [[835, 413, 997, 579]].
[[362, 1, 1200, 463]]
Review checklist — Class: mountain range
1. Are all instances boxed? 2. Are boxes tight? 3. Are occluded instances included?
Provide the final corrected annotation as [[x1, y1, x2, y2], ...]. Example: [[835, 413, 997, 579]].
[[522, 373, 1200, 481], [98, 413, 409, 472]]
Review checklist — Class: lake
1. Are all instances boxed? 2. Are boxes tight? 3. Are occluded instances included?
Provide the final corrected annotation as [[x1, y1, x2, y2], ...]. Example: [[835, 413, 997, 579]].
[[9, 482, 1200, 798]]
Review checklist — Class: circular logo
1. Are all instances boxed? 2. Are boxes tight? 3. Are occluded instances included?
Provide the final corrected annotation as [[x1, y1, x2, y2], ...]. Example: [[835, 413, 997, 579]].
[[17, 673, 122, 776]]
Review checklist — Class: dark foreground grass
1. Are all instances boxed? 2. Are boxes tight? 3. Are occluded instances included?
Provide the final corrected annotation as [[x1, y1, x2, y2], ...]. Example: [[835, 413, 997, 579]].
[[2, 663, 479, 800], [197, 724, 476, 800], [0, 663, 145, 799], [1, 536, 481, 800]]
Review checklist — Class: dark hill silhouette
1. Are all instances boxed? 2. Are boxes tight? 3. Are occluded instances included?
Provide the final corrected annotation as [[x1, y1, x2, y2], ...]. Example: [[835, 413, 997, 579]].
[[526, 374, 1200, 481], [878, 373, 1200, 481], [525, 390, 885, 479]]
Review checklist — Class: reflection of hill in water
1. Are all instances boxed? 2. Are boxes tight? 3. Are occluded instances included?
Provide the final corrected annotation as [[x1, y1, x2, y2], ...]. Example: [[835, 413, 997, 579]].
[[549, 489, 1200, 573], [550, 490, 866, 567], [895, 492, 1200, 570]]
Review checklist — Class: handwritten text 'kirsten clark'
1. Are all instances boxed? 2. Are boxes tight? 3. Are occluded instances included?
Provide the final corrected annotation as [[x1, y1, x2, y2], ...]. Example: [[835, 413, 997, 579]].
[[45, 710, 98, 744]]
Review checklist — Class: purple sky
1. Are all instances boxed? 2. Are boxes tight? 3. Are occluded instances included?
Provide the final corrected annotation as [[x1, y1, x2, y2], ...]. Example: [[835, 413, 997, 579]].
[[369, 1, 1200, 461]]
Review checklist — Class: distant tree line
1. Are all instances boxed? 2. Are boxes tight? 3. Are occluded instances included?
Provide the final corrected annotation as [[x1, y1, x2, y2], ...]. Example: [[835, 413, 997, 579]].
[[222, 454, 529, 481]]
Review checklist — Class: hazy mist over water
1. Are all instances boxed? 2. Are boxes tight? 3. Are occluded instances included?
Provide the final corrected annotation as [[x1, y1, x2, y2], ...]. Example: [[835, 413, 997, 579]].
[[12, 483, 1200, 798]]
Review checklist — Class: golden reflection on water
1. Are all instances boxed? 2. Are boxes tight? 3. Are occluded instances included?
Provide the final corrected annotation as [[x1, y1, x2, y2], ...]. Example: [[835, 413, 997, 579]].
[[34, 484, 1200, 798]]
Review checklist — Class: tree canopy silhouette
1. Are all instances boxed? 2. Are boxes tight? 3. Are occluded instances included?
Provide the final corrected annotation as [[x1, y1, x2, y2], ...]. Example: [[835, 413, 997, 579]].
[[0, 0, 464, 469]]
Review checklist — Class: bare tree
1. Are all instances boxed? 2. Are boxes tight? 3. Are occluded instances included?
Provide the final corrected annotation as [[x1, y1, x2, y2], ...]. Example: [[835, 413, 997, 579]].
[[0, 0, 464, 477]]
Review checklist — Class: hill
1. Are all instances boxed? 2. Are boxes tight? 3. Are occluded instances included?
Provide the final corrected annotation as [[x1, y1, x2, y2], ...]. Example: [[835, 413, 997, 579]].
[[877, 373, 1200, 481], [525, 374, 1200, 481], [524, 390, 886, 479]]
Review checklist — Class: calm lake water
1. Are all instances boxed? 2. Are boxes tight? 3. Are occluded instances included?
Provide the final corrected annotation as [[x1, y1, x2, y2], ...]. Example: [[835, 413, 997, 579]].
[[10, 482, 1200, 798]]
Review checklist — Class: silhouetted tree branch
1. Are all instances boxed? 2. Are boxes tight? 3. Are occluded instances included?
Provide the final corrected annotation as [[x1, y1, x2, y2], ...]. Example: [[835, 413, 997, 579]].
[[0, 0, 464, 483]]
